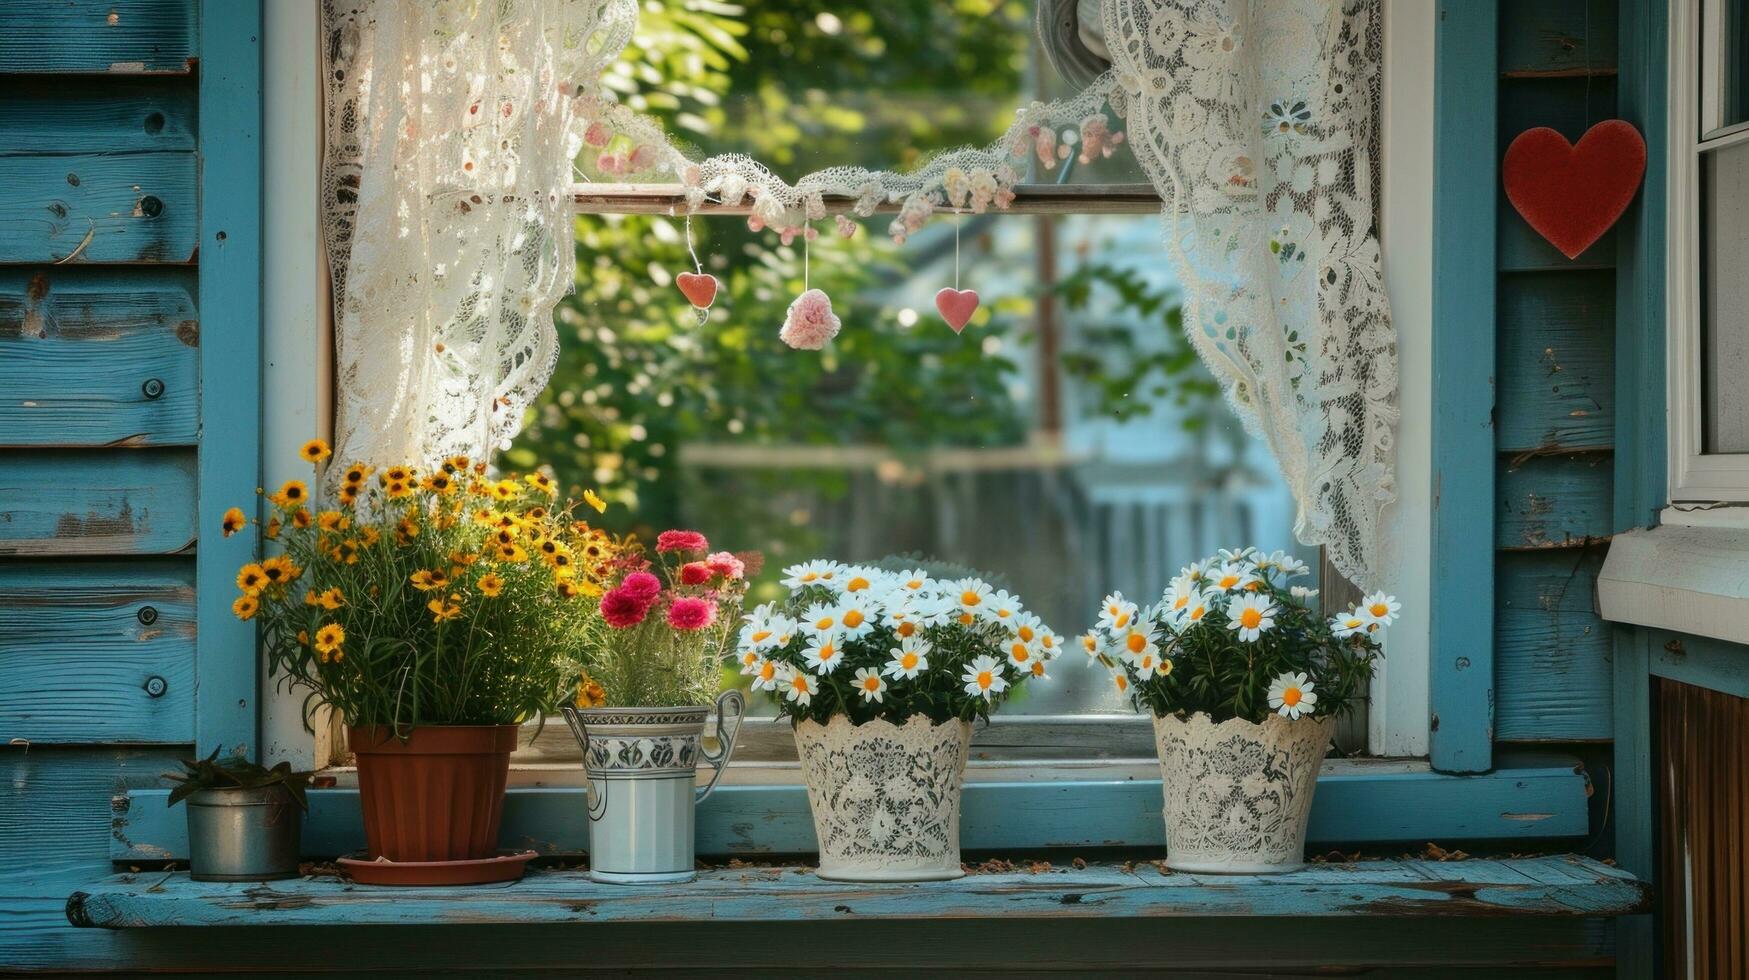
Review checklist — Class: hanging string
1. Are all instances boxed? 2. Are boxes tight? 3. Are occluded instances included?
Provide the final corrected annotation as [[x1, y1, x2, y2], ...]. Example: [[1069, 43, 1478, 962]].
[[684, 211, 703, 275], [803, 234, 810, 291], [1581, 2, 1592, 128], [953, 211, 962, 291]]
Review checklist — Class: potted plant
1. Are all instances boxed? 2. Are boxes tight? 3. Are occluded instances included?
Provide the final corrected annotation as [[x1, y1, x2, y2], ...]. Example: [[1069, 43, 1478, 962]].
[[227, 441, 616, 884], [748, 560, 1061, 881], [1082, 547, 1393, 873], [164, 748, 312, 881], [561, 530, 754, 884]]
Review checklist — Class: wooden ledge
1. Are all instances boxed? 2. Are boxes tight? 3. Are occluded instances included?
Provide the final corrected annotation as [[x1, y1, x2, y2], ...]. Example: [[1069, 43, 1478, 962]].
[[69, 856, 1645, 929]]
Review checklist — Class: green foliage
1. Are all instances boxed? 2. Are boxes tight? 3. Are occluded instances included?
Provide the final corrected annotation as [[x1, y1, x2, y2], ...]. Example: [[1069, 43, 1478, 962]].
[[1054, 263, 1218, 429], [163, 748, 314, 810]]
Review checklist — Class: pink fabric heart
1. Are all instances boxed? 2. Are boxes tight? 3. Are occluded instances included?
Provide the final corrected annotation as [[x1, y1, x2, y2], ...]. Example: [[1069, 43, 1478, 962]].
[[676, 271, 719, 309], [934, 287, 980, 333]]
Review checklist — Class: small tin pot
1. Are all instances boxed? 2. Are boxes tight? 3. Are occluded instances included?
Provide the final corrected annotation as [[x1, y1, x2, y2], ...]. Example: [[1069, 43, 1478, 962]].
[[186, 786, 303, 881]]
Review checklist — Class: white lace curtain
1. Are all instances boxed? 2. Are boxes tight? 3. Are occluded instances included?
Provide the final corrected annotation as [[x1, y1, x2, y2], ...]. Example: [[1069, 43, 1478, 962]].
[[319, 0, 633, 470], [1105, 0, 1396, 587]]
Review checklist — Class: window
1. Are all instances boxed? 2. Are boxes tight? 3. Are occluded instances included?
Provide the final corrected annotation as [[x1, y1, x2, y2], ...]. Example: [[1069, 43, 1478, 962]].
[[1669, 0, 1749, 499]]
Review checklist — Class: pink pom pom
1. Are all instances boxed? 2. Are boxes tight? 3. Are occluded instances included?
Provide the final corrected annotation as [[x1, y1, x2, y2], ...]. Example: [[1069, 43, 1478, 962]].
[[780, 288, 841, 351], [583, 121, 610, 147], [747, 215, 765, 233]]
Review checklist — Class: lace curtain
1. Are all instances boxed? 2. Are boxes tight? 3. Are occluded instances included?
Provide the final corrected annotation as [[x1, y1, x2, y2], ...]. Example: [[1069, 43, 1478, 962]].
[[319, 0, 634, 469], [1103, 0, 1397, 587]]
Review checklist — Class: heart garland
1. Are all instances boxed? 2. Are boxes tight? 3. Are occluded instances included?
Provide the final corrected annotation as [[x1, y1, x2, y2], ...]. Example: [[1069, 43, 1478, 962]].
[[1502, 119, 1647, 260]]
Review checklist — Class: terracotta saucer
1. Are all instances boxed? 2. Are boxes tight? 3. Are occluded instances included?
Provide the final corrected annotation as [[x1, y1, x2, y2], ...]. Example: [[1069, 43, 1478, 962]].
[[338, 850, 537, 886]]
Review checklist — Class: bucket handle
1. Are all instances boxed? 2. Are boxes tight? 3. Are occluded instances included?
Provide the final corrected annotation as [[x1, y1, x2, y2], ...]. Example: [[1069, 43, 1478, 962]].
[[559, 706, 609, 822], [695, 689, 746, 804]]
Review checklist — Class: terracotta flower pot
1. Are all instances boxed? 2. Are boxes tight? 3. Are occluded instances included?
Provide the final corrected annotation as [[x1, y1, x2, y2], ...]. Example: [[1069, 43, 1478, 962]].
[[349, 724, 519, 862]]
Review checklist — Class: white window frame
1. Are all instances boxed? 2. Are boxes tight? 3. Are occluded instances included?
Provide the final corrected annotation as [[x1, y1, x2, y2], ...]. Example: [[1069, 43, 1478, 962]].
[[1667, 0, 1749, 503], [262, 0, 1435, 769]]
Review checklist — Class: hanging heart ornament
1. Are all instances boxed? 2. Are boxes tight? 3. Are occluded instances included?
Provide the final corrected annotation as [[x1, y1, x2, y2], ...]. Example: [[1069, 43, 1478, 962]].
[[676, 271, 719, 324], [1502, 120, 1646, 260], [934, 287, 980, 334]]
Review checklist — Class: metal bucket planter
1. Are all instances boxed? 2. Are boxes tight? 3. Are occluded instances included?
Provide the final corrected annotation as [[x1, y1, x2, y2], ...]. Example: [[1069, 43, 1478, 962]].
[[561, 690, 745, 884], [1153, 711, 1336, 873], [793, 715, 973, 882], [186, 786, 303, 882]]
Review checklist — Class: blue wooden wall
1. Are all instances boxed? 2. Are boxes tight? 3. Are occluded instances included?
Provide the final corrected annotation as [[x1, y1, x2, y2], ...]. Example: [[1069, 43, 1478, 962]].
[[0, 0, 260, 967]]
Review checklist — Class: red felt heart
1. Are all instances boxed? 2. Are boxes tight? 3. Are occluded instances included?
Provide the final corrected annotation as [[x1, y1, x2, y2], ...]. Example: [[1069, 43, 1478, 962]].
[[676, 271, 719, 309], [1502, 120, 1646, 260], [935, 287, 980, 334]]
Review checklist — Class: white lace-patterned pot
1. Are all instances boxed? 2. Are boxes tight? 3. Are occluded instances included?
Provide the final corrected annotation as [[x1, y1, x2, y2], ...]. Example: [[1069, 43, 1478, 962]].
[[1153, 711, 1336, 873], [793, 715, 972, 882]]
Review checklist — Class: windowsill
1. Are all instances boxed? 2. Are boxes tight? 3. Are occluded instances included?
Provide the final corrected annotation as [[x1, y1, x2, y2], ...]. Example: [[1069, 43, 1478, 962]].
[[66, 856, 1647, 929], [1598, 523, 1749, 644], [110, 755, 1593, 864]]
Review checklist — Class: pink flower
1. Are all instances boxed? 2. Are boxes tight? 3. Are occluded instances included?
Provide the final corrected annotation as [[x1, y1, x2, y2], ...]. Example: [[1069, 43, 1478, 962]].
[[618, 571, 661, 602], [667, 596, 716, 631], [780, 288, 841, 351], [706, 551, 745, 580], [600, 588, 649, 629], [656, 529, 708, 554], [679, 562, 713, 586], [582, 121, 610, 147]]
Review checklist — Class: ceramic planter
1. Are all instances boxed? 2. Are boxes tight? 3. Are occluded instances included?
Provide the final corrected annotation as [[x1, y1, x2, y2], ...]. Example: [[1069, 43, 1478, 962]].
[[793, 715, 973, 882], [1152, 711, 1336, 873], [561, 689, 746, 885], [348, 724, 519, 863], [185, 786, 303, 881]]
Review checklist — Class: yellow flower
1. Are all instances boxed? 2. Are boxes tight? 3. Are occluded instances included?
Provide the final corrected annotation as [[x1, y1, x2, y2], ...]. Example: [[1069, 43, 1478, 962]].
[[443, 455, 471, 474], [383, 479, 413, 500], [467, 480, 494, 499], [421, 472, 455, 495], [575, 579, 604, 598], [496, 542, 528, 562], [341, 463, 372, 485], [337, 484, 361, 507], [232, 594, 259, 620], [525, 506, 549, 522], [582, 489, 607, 514], [524, 472, 556, 496], [477, 572, 505, 597], [491, 527, 520, 549], [263, 516, 282, 540], [359, 526, 380, 548], [304, 587, 344, 610], [490, 479, 520, 502], [291, 509, 312, 529], [299, 439, 332, 464], [269, 480, 309, 508], [575, 675, 607, 709], [410, 568, 450, 592], [449, 549, 479, 567], [236, 563, 268, 595], [333, 539, 361, 564], [221, 507, 248, 537], [314, 623, 345, 660], [427, 595, 463, 622], [316, 510, 349, 533], [381, 466, 414, 485], [557, 580, 581, 599], [395, 518, 420, 545], [260, 555, 301, 586]]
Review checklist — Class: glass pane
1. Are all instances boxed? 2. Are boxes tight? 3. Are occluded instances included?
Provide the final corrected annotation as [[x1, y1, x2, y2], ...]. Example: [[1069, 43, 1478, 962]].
[[1715, 0, 1749, 130], [1702, 140, 1749, 453], [528, 2, 1307, 715]]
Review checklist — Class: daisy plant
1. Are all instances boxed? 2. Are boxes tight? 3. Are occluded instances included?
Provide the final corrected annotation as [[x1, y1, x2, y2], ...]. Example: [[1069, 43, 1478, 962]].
[[227, 440, 625, 732], [1083, 547, 1395, 724], [741, 560, 1062, 725], [575, 530, 760, 708]]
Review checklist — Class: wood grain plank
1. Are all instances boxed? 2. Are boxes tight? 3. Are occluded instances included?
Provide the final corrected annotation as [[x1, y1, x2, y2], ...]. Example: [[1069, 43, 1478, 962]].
[[1497, 452, 1614, 550], [0, 267, 199, 448], [1496, 548, 1614, 741], [1497, 271, 1616, 451], [0, 449, 197, 557], [0, 562, 195, 744], [0, 153, 197, 265], [0, 747, 185, 894], [66, 856, 1647, 929], [0, 0, 195, 74], [1499, 0, 1618, 75], [4, 77, 197, 156]]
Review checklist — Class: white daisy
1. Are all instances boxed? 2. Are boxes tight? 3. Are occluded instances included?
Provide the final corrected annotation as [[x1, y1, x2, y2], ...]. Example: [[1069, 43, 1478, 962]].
[[885, 569, 932, 596], [834, 598, 878, 640], [1228, 593, 1277, 642], [852, 667, 889, 703], [1028, 658, 1050, 681], [1129, 646, 1166, 681], [1209, 561, 1259, 593], [748, 658, 782, 692], [736, 648, 763, 674], [1161, 578, 1202, 620], [839, 566, 886, 596], [1182, 591, 1214, 627], [781, 559, 843, 590], [951, 579, 993, 620], [803, 633, 846, 674], [882, 637, 931, 679], [961, 655, 1009, 701], [1330, 610, 1370, 638], [1003, 634, 1038, 673], [1179, 561, 1207, 584], [1078, 630, 1105, 659], [1359, 592, 1401, 628], [780, 667, 819, 706], [987, 590, 1024, 623], [1036, 629, 1062, 659], [802, 602, 841, 637], [1111, 669, 1133, 698], [1117, 622, 1164, 664], [1011, 612, 1043, 647], [1217, 546, 1259, 565], [1267, 671, 1317, 720], [1290, 585, 1320, 602], [1269, 551, 1311, 578], [1098, 592, 1140, 634], [738, 609, 792, 651]]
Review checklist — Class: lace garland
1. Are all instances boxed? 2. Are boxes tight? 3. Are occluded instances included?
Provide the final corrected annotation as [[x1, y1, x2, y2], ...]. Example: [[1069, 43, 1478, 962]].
[[320, 0, 637, 471], [1103, 0, 1397, 587]]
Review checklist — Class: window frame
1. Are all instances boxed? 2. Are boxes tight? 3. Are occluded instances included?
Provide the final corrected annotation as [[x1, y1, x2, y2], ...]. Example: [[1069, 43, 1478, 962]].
[[1667, 0, 1749, 503]]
